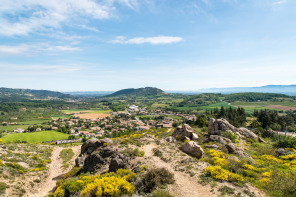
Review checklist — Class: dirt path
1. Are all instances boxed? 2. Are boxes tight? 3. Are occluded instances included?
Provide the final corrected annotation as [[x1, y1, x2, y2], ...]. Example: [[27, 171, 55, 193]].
[[142, 143, 213, 197], [26, 145, 81, 197]]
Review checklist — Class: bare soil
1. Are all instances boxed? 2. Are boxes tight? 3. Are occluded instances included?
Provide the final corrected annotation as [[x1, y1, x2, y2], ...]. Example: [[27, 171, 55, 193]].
[[267, 105, 296, 111], [74, 113, 110, 119]]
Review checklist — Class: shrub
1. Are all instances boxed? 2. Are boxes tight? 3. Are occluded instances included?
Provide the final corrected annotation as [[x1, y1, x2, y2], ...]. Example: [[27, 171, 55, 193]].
[[139, 168, 175, 193], [205, 166, 244, 182], [121, 148, 145, 158], [218, 186, 235, 195], [0, 182, 7, 194], [221, 131, 237, 143], [153, 148, 163, 157], [151, 190, 173, 197]]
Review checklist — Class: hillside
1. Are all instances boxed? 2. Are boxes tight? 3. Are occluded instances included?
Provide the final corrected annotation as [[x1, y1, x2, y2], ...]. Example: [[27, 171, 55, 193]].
[[0, 87, 72, 101], [107, 87, 166, 97]]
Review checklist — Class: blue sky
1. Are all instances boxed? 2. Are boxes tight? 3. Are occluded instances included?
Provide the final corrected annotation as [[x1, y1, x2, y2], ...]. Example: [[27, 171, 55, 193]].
[[0, 0, 295, 91]]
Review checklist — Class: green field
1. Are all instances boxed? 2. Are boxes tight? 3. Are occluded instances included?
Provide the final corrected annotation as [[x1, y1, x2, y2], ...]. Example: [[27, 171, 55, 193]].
[[0, 119, 50, 132], [200, 102, 231, 110], [0, 130, 69, 143]]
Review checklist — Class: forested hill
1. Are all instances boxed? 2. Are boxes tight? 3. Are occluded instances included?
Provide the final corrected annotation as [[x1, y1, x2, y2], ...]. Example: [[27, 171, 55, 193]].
[[0, 87, 72, 101], [224, 92, 291, 102], [107, 87, 166, 97]]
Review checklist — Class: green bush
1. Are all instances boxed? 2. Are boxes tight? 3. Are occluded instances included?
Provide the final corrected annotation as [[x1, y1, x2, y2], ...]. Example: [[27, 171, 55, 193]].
[[151, 190, 173, 197], [0, 182, 7, 194], [221, 131, 237, 143], [138, 168, 175, 193], [218, 186, 235, 195]]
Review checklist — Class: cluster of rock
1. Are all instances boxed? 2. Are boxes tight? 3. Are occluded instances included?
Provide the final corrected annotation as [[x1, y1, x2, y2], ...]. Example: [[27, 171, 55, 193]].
[[171, 124, 199, 141], [169, 124, 204, 159], [206, 118, 264, 160], [208, 118, 265, 143], [75, 138, 130, 172]]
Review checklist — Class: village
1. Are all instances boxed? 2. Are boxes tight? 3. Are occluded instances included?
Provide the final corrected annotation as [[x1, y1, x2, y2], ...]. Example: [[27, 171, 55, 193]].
[[2, 105, 198, 138]]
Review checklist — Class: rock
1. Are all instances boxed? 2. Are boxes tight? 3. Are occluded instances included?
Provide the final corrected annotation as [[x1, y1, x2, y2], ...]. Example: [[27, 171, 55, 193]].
[[83, 154, 105, 171], [192, 133, 199, 141], [204, 144, 219, 149], [17, 162, 30, 169], [109, 154, 130, 172], [75, 154, 87, 167], [172, 124, 198, 140], [208, 118, 264, 142], [99, 147, 116, 158], [225, 143, 252, 159], [228, 155, 240, 162], [181, 141, 204, 159], [165, 136, 176, 143], [275, 148, 290, 156], [208, 135, 232, 145], [81, 138, 113, 155]]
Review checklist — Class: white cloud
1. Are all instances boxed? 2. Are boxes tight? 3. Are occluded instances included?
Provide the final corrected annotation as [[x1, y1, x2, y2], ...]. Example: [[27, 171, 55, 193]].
[[110, 36, 183, 44], [0, 43, 80, 55], [0, 63, 81, 73], [0, 45, 30, 55], [0, 0, 137, 36], [272, 0, 287, 5]]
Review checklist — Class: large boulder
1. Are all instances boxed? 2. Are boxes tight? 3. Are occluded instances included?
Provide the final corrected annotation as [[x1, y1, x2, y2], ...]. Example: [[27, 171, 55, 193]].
[[81, 138, 113, 155], [208, 135, 232, 145], [83, 154, 106, 171], [99, 147, 116, 158], [208, 118, 264, 142], [109, 154, 130, 172], [181, 141, 204, 159], [172, 124, 198, 140]]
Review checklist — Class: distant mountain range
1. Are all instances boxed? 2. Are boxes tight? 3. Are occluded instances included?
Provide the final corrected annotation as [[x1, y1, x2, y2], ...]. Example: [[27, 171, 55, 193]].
[[197, 85, 296, 96]]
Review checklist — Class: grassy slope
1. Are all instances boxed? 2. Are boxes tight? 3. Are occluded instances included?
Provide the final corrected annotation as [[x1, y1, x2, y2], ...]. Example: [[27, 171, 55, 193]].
[[1, 130, 69, 143]]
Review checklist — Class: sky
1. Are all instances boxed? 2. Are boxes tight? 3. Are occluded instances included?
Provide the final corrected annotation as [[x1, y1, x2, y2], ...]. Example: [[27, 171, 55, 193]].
[[0, 0, 296, 91]]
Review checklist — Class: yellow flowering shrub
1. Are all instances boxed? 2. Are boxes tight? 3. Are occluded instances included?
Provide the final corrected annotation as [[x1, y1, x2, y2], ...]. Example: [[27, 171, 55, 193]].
[[281, 154, 296, 160], [260, 155, 282, 163], [285, 148, 296, 153], [209, 150, 227, 166], [54, 186, 65, 197], [262, 172, 272, 177], [205, 166, 244, 182], [259, 177, 270, 185], [56, 169, 136, 197], [243, 164, 265, 172]]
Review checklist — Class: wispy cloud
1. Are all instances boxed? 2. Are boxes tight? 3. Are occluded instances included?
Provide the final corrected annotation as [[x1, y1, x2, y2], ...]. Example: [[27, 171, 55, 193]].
[[0, 63, 81, 73], [110, 36, 183, 44], [0, 43, 80, 55], [272, 0, 287, 5], [0, 0, 137, 36], [0, 44, 30, 55]]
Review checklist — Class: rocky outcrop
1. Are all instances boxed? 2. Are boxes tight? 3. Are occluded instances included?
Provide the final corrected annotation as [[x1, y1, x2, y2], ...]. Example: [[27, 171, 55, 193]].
[[208, 118, 265, 142], [181, 141, 204, 159], [75, 138, 130, 172], [83, 154, 106, 171], [109, 154, 130, 172], [81, 138, 113, 155], [165, 136, 176, 143], [172, 124, 198, 141], [207, 135, 232, 145], [225, 143, 252, 159]]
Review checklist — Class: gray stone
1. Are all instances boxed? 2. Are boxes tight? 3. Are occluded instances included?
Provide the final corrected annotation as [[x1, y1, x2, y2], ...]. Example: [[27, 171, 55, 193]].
[[208, 118, 265, 142], [165, 136, 176, 143], [83, 154, 105, 171], [81, 138, 113, 155], [172, 124, 198, 140], [99, 147, 115, 158], [181, 141, 204, 159], [208, 135, 232, 145], [204, 144, 219, 149], [109, 154, 130, 172]]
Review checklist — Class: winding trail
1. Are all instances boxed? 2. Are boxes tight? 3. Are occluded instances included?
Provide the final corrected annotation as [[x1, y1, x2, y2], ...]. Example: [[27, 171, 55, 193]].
[[26, 145, 81, 197], [142, 143, 213, 197]]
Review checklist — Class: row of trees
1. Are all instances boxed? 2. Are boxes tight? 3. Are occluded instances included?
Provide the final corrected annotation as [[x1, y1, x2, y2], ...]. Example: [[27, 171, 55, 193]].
[[253, 110, 296, 131]]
